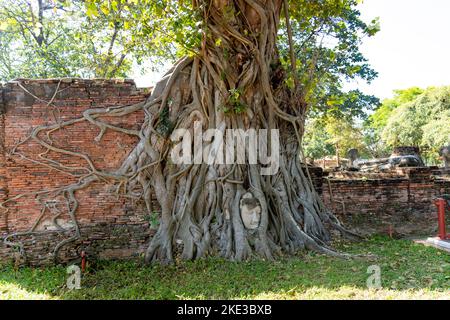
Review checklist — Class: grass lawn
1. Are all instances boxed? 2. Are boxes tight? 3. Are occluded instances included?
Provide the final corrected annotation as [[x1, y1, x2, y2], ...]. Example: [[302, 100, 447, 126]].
[[0, 236, 448, 300]]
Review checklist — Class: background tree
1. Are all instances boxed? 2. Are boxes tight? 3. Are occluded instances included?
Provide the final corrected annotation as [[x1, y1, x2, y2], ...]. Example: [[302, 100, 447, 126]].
[[288, 0, 380, 164], [0, 0, 154, 81], [421, 110, 450, 163], [0, 0, 77, 79], [374, 86, 450, 163], [303, 119, 334, 162], [368, 87, 424, 131], [281, 0, 380, 120], [364, 87, 424, 157], [324, 116, 367, 162], [304, 116, 369, 163]]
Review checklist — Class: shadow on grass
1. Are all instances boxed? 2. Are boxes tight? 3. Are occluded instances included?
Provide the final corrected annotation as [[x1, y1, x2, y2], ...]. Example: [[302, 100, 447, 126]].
[[1, 236, 448, 299]]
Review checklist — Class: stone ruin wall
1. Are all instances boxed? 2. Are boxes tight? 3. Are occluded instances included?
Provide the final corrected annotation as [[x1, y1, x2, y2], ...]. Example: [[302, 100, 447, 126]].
[[319, 168, 450, 236], [0, 79, 448, 266]]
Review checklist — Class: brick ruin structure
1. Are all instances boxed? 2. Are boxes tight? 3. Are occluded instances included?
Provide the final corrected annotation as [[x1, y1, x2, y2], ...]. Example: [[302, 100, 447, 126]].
[[320, 167, 450, 236], [0, 79, 449, 265], [0, 79, 153, 265]]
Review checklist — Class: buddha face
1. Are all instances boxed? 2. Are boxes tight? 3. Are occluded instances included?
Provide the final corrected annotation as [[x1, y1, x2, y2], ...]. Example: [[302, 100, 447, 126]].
[[240, 192, 261, 230]]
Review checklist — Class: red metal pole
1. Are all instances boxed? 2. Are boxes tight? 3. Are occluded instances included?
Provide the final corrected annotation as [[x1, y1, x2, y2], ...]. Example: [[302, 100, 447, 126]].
[[81, 251, 86, 273], [435, 199, 448, 240]]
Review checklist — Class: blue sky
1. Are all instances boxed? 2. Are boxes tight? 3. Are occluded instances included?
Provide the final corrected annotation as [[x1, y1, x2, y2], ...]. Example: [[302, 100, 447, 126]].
[[351, 0, 450, 99], [132, 0, 450, 100]]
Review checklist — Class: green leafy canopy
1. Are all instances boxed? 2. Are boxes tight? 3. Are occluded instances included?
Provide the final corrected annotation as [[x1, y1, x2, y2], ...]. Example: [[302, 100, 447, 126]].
[[368, 86, 450, 163], [1, 0, 380, 129]]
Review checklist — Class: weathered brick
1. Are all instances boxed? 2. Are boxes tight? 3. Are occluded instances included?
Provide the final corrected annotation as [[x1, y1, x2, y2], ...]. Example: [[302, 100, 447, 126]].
[[320, 168, 450, 236], [0, 79, 153, 265]]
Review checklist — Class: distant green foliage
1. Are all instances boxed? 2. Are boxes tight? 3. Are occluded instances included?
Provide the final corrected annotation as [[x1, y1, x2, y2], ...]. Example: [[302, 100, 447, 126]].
[[363, 89, 420, 157], [369, 87, 424, 131], [422, 110, 450, 153], [304, 115, 369, 160], [312, 86, 450, 163], [303, 119, 335, 160], [378, 87, 450, 163], [325, 116, 368, 158]]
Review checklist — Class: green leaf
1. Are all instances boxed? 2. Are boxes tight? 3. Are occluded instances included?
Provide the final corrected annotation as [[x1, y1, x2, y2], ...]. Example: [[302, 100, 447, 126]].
[[86, 3, 99, 17], [111, 1, 119, 11], [100, 4, 110, 15]]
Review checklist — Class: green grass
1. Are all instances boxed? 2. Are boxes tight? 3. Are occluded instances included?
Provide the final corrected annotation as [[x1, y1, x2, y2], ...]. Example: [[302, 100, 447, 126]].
[[0, 236, 449, 300]]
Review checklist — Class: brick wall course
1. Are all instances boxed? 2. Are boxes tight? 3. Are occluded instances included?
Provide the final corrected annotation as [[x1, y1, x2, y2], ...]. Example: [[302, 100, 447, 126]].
[[0, 79, 153, 265], [322, 168, 450, 236]]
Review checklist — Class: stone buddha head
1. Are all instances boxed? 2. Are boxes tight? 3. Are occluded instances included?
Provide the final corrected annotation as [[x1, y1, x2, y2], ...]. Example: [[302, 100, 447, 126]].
[[240, 192, 261, 230]]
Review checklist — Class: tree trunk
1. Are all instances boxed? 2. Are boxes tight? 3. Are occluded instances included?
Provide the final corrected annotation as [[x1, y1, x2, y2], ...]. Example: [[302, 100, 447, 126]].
[[127, 0, 356, 263], [6, 0, 358, 264]]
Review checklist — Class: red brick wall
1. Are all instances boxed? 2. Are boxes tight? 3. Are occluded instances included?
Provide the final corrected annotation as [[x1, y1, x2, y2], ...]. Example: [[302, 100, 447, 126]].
[[0, 113, 7, 233], [321, 168, 450, 236], [0, 79, 153, 265]]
